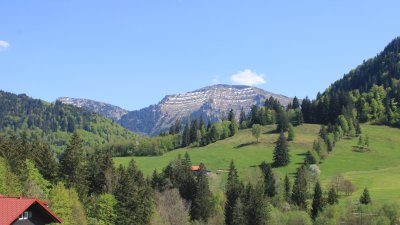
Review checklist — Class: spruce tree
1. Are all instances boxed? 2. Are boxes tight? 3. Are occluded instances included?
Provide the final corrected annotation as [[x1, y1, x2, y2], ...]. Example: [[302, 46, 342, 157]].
[[272, 132, 290, 167], [190, 163, 214, 222], [59, 131, 88, 199], [259, 161, 276, 197], [291, 165, 308, 209], [327, 186, 338, 205], [189, 119, 199, 144], [31, 137, 57, 181], [360, 187, 371, 205], [182, 121, 190, 147], [292, 96, 300, 109], [228, 109, 238, 137], [225, 160, 243, 225], [242, 183, 269, 225], [231, 200, 245, 225], [284, 174, 291, 202], [311, 182, 323, 220]]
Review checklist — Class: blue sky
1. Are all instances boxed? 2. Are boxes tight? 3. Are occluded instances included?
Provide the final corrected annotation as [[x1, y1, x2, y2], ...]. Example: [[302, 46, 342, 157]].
[[1, 1, 399, 110]]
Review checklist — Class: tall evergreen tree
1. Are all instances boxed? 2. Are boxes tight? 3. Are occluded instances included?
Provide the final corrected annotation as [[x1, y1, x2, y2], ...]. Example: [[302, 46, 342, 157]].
[[327, 186, 338, 205], [31, 137, 57, 181], [311, 182, 323, 220], [242, 183, 269, 225], [174, 118, 182, 134], [225, 160, 243, 225], [284, 174, 291, 202], [228, 109, 238, 137], [272, 132, 290, 167], [259, 161, 276, 197], [239, 108, 247, 129], [59, 131, 88, 199], [189, 119, 199, 144], [291, 165, 308, 210], [182, 120, 190, 147], [114, 161, 153, 225], [190, 163, 214, 222], [360, 187, 371, 205], [292, 96, 300, 109]]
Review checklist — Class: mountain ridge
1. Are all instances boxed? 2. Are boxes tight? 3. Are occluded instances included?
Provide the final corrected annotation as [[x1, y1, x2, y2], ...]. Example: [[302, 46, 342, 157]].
[[59, 84, 293, 136]]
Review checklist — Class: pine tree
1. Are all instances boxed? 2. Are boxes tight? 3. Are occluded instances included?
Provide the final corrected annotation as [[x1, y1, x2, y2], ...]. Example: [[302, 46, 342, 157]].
[[231, 200, 245, 225], [291, 165, 308, 209], [259, 161, 276, 197], [356, 121, 362, 136], [272, 132, 290, 167], [242, 182, 269, 225], [174, 119, 182, 134], [209, 125, 218, 143], [287, 123, 295, 141], [182, 121, 190, 147], [228, 109, 238, 137], [359, 187, 371, 205], [292, 96, 300, 109], [190, 163, 214, 222], [239, 108, 247, 129], [59, 131, 88, 199], [31, 137, 57, 181], [284, 174, 291, 202], [225, 160, 243, 225], [327, 186, 338, 205], [311, 182, 323, 220], [189, 119, 199, 144]]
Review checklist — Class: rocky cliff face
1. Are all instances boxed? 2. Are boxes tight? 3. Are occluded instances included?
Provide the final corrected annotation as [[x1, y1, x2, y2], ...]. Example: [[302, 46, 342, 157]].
[[119, 84, 292, 136], [57, 97, 128, 121]]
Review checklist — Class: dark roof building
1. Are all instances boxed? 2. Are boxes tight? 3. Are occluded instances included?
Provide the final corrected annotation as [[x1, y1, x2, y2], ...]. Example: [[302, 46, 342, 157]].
[[0, 195, 62, 225]]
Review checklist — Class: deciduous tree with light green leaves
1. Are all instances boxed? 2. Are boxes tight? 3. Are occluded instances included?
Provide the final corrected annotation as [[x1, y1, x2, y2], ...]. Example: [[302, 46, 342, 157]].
[[251, 124, 262, 143]]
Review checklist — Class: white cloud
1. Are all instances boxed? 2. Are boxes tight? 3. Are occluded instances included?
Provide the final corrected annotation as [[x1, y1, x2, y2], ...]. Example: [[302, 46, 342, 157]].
[[230, 69, 266, 86], [0, 40, 10, 51]]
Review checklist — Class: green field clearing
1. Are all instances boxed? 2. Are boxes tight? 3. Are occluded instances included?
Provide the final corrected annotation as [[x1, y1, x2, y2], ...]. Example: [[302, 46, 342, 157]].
[[114, 124, 400, 203]]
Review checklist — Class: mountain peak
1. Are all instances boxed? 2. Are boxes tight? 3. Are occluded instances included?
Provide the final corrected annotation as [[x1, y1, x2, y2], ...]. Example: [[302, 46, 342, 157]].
[[120, 84, 292, 136], [57, 97, 128, 121]]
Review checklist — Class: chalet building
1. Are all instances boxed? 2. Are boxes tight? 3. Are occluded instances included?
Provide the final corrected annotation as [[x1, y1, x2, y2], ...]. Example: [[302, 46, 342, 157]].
[[191, 166, 210, 175], [0, 195, 62, 225]]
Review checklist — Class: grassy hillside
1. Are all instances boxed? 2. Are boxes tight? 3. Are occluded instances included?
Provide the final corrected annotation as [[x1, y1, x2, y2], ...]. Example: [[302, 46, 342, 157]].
[[115, 124, 400, 204]]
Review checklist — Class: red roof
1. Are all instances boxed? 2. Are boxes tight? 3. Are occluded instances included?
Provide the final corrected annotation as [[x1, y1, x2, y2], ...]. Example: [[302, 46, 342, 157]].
[[191, 166, 200, 171], [0, 195, 62, 224]]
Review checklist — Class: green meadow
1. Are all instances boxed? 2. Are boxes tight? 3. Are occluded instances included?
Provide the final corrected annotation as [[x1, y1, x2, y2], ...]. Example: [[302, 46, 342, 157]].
[[114, 124, 400, 203]]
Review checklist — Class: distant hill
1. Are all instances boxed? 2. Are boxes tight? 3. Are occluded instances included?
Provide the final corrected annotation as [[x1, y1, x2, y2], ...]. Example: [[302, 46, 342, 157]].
[[119, 84, 292, 136], [57, 97, 128, 121], [0, 91, 136, 152]]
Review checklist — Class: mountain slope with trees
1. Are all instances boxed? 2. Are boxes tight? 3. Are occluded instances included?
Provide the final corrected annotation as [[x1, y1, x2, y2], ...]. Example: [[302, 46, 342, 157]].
[[301, 37, 400, 127], [0, 90, 136, 152]]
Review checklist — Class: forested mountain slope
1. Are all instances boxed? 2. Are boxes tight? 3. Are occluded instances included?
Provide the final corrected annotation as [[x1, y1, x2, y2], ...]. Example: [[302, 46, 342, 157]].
[[0, 90, 136, 152]]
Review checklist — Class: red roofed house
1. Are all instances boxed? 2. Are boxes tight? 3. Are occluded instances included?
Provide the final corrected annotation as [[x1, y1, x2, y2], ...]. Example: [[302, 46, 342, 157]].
[[191, 165, 210, 175], [0, 194, 62, 225]]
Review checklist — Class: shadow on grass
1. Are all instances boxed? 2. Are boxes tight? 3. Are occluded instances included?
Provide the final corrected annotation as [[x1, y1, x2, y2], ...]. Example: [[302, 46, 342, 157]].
[[296, 153, 308, 157], [352, 146, 370, 153], [264, 129, 278, 135], [235, 141, 256, 149]]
